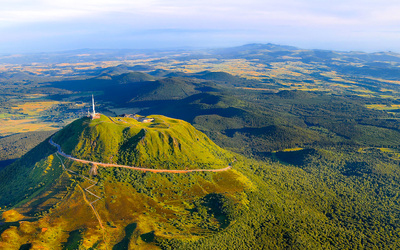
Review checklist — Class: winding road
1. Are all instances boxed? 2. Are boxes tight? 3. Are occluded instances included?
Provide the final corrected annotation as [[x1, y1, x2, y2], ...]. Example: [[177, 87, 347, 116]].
[[49, 138, 232, 173]]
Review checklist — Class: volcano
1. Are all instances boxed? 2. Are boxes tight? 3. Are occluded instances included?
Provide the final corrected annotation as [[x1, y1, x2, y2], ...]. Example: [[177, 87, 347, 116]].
[[0, 115, 250, 249]]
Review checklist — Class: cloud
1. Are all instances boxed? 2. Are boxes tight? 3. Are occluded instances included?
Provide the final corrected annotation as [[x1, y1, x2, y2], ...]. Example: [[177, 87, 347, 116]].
[[1, 0, 399, 28], [1, 0, 400, 52]]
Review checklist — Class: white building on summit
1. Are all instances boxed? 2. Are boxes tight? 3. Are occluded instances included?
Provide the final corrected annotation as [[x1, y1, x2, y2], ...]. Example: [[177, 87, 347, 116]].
[[120, 113, 154, 123], [88, 94, 101, 119]]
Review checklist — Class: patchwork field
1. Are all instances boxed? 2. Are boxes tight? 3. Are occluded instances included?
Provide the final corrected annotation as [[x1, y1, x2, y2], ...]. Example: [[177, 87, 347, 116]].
[[0, 100, 84, 137], [11, 101, 60, 116], [0, 119, 57, 136]]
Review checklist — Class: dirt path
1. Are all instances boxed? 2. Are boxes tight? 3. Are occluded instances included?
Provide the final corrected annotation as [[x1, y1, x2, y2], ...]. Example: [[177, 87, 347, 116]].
[[77, 184, 108, 247], [54, 152, 107, 247], [49, 138, 232, 173]]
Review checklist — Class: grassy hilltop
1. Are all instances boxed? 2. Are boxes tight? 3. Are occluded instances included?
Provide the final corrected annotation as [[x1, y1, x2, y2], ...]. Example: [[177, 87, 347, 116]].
[[53, 114, 233, 170]]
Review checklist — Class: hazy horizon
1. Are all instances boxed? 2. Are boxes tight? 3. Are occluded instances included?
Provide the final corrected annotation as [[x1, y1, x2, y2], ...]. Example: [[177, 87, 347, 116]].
[[1, 42, 398, 56], [1, 0, 400, 54]]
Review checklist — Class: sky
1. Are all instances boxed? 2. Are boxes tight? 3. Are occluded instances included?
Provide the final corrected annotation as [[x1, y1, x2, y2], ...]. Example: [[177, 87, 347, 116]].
[[1, 0, 400, 53]]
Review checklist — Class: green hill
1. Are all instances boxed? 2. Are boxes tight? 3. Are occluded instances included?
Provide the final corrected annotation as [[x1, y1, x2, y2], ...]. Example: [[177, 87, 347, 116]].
[[128, 77, 203, 101], [0, 114, 249, 249], [53, 114, 233, 169], [112, 72, 155, 83], [195, 71, 242, 83]]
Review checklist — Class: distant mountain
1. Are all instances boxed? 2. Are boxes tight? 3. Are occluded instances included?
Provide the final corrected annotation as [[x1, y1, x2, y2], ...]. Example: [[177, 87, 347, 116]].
[[49, 73, 220, 104], [0, 70, 40, 83], [194, 71, 243, 83], [203, 43, 400, 66], [49, 72, 156, 92], [212, 43, 298, 55], [148, 68, 171, 77], [1, 43, 400, 66], [97, 65, 154, 76], [111, 71, 156, 83]]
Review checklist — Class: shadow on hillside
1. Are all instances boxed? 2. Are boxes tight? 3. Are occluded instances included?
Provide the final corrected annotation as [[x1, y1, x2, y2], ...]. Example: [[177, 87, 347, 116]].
[[113, 223, 137, 250]]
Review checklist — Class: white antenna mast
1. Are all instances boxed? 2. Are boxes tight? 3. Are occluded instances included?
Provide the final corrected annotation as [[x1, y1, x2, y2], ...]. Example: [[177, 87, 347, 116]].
[[92, 94, 96, 116]]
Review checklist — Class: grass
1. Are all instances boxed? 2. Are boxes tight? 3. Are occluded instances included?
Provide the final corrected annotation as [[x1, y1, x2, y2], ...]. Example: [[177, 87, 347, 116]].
[[281, 147, 304, 152], [11, 101, 60, 116], [0, 101, 64, 136], [0, 156, 250, 249], [1, 210, 24, 222], [0, 113, 15, 119], [96, 169, 248, 241], [366, 104, 400, 110], [379, 148, 400, 160], [0, 119, 58, 137], [54, 115, 234, 170]]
